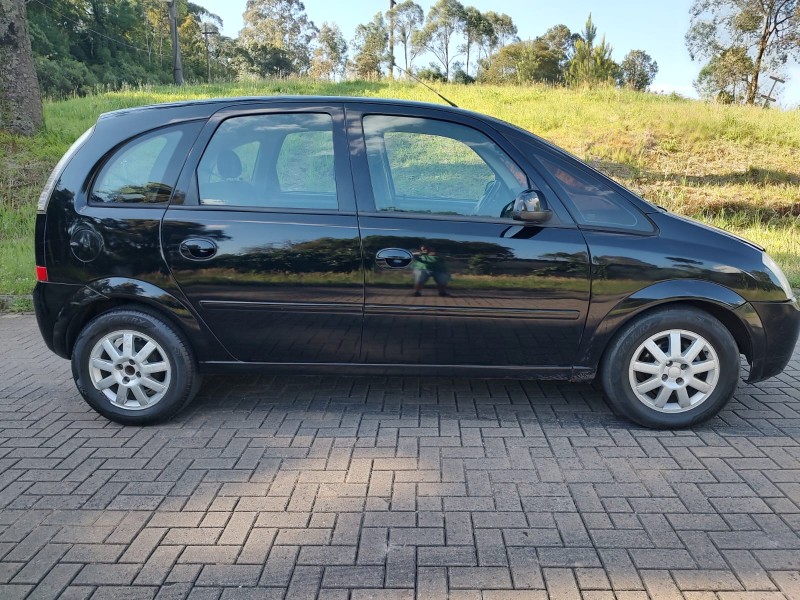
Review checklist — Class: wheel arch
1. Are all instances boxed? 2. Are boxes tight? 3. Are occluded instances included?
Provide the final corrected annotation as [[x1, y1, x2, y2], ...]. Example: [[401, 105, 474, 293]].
[[55, 278, 231, 363], [580, 280, 765, 378]]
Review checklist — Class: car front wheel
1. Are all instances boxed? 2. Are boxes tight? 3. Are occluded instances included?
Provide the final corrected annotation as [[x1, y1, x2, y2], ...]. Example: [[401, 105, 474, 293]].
[[72, 308, 200, 425], [600, 307, 740, 428]]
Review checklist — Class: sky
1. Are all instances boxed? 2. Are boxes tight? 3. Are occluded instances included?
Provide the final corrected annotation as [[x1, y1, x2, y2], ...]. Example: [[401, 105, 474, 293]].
[[198, 0, 800, 108]]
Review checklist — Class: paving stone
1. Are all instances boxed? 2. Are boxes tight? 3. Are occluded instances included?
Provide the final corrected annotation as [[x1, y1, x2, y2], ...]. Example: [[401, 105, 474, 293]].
[[1, 313, 800, 597]]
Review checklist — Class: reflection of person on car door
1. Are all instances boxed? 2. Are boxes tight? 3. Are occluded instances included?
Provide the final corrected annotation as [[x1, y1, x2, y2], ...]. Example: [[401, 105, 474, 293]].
[[411, 244, 450, 297]]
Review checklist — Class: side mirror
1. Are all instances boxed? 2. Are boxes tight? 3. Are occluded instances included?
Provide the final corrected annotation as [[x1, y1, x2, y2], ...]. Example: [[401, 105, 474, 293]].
[[513, 189, 553, 223]]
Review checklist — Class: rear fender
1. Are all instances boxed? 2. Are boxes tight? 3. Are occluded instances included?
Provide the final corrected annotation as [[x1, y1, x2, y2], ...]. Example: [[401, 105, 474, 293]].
[[56, 277, 231, 362]]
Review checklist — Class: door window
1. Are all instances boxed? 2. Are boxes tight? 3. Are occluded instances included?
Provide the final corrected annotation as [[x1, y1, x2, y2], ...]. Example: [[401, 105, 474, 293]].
[[198, 113, 338, 210], [363, 115, 527, 218]]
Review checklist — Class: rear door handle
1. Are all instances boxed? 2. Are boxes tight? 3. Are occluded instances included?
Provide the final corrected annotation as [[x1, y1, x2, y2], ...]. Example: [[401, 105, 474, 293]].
[[376, 248, 413, 269], [179, 238, 217, 260]]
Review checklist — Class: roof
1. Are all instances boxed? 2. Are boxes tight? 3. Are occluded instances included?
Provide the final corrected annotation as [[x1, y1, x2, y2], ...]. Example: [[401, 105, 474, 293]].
[[98, 95, 474, 121]]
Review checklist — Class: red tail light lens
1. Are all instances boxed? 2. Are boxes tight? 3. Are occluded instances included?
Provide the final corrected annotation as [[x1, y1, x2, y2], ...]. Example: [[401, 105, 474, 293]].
[[35, 266, 48, 282]]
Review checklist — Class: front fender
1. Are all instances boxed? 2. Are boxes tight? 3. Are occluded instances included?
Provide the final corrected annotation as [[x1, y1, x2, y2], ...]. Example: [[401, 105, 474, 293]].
[[577, 279, 765, 376]]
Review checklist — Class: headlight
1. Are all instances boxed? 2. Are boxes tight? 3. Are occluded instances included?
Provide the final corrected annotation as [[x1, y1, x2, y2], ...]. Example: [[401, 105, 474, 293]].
[[762, 253, 794, 299]]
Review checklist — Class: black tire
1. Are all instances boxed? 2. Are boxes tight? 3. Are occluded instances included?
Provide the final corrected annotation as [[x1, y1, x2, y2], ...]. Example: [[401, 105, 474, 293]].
[[600, 306, 739, 429], [72, 308, 200, 425]]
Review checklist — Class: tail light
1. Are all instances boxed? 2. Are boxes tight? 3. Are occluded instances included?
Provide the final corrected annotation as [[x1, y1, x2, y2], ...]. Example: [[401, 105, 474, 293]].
[[35, 266, 48, 282]]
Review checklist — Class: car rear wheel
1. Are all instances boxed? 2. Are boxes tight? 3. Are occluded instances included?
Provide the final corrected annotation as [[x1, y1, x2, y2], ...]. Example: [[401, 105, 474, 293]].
[[600, 306, 739, 428], [72, 309, 200, 425]]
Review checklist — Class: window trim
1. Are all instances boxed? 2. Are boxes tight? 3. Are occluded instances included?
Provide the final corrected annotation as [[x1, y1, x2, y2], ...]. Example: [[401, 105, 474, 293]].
[[362, 113, 527, 217], [196, 112, 340, 212], [172, 103, 355, 214], [529, 150, 657, 235], [88, 121, 202, 208], [346, 105, 573, 228]]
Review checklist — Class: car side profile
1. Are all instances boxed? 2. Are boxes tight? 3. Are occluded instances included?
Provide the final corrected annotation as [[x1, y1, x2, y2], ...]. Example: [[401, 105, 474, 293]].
[[33, 96, 800, 428]]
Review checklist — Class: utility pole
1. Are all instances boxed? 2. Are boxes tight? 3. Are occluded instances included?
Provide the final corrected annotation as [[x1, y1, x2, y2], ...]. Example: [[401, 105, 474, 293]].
[[760, 75, 784, 109], [388, 0, 396, 80], [201, 24, 213, 83], [162, 0, 184, 85]]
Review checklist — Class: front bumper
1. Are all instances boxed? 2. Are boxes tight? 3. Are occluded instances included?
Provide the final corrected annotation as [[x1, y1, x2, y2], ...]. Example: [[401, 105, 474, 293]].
[[747, 297, 800, 383]]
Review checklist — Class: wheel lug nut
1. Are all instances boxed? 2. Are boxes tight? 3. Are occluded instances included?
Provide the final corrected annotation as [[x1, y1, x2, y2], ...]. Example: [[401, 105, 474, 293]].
[[662, 374, 668, 381], [676, 378, 684, 385]]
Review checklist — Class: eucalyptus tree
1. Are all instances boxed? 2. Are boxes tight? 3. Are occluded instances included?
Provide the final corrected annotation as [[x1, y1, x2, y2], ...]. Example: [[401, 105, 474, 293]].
[[413, 0, 466, 80], [351, 12, 388, 80], [311, 22, 348, 80], [686, 0, 799, 104], [389, 0, 424, 75], [240, 0, 317, 76]]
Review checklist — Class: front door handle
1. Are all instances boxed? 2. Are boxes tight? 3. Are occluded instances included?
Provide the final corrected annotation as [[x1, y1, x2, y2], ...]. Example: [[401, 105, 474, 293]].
[[376, 248, 413, 269], [179, 238, 217, 260]]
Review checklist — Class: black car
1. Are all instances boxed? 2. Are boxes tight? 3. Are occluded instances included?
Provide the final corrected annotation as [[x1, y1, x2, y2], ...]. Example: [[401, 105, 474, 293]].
[[33, 96, 800, 428]]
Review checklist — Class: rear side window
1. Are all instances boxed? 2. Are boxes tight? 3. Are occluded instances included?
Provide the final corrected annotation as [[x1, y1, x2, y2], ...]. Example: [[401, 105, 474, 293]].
[[197, 113, 338, 210], [91, 122, 198, 204], [537, 155, 652, 232]]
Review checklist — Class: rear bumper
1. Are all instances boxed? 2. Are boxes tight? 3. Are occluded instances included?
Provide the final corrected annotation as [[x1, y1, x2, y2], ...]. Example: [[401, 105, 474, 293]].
[[747, 297, 800, 383], [33, 281, 91, 359]]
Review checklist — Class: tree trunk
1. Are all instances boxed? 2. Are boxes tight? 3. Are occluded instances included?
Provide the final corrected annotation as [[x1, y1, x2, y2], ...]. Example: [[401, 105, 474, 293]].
[[746, 18, 771, 105], [168, 0, 184, 85], [0, 0, 43, 135], [388, 0, 395, 79]]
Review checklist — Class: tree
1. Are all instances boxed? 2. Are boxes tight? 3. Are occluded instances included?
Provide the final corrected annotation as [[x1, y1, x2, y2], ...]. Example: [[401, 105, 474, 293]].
[[350, 12, 388, 80], [311, 22, 347, 80], [539, 24, 579, 80], [694, 45, 754, 101], [389, 0, 424, 75], [240, 0, 317, 76], [619, 49, 659, 90], [477, 39, 561, 85], [686, 0, 800, 104], [460, 6, 492, 76], [567, 14, 619, 86], [484, 11, 517, 51], [413, 0, 465, 80], [0, 0, 43, 134]]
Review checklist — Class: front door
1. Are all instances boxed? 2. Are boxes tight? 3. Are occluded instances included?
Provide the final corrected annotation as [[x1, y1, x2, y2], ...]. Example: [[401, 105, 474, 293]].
[[348, 105, 591, 372], [162, 104, 364, 363]]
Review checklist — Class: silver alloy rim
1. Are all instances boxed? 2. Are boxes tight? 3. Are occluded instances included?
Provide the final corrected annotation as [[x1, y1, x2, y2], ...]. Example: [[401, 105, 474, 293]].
[[88, 330, 171, 410], [628, 329, 720, 413]]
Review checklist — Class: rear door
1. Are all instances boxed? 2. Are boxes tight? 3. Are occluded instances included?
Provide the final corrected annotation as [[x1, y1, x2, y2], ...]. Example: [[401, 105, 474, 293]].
[[347, 104, 591, 372], [162, 102, 363, 363]]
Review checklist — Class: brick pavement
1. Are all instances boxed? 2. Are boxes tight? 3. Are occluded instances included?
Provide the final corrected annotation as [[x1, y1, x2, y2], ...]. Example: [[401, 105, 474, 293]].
[[1, 312, 800, 599]]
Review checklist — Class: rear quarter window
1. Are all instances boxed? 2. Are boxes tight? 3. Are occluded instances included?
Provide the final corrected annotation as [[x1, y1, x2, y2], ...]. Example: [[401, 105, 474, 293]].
[[90, 122, 201, 205]]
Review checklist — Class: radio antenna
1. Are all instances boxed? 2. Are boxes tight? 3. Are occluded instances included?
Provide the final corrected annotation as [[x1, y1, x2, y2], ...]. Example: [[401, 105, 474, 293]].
[[392, 62, 458, 108]]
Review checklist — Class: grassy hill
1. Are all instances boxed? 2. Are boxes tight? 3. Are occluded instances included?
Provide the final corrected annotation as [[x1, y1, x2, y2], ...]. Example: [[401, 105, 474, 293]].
[[1, 80, 799, 297]]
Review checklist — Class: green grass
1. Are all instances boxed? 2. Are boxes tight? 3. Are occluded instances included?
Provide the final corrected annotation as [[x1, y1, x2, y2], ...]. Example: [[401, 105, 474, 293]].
[[1, 79, 799, 295]]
